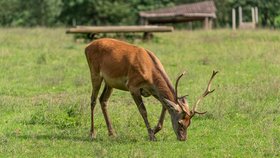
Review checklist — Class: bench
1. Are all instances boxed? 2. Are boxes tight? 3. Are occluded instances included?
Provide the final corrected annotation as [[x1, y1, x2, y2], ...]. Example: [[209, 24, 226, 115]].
[[66, 25, 174, 40]]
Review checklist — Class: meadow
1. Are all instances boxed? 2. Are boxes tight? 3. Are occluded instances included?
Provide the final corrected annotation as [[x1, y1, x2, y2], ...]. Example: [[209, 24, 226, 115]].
[[0, 28, 280, 157]]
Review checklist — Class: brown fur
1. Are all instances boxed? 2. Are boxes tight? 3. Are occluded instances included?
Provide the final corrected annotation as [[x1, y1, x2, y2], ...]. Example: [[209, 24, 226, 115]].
[[85, 38, 176, 101], [85, 38, 201, 141]]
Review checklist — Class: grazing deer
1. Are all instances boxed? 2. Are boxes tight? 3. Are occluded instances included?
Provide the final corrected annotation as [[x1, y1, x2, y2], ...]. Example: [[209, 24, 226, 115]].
[[85, 38, 218, 141]]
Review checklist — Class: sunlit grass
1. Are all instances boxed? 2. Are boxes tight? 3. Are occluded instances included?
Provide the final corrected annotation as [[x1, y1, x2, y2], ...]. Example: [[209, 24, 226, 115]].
[[0, 28, 280, 157]]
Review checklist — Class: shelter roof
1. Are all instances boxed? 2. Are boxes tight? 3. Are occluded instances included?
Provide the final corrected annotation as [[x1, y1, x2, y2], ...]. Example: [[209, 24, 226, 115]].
[[140, 1, 216, 19]]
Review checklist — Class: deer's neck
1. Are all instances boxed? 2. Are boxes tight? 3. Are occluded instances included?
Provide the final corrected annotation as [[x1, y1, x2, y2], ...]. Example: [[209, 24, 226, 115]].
[[153, 72, 176, 102], [145, 49, 176, 102]]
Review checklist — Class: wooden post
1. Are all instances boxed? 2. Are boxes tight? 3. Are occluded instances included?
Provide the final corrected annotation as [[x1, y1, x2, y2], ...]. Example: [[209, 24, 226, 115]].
[[232, 8, 236, 30], [209, 18, 213, 29], [251, 8, 255, 28], [204, 17, 209, 30], [255, 7, 258, 24], [87, 33, 96, 40], [188, 22, 193, 30], [72, 19, 76, 27], [238, 7, 243, 25], [143, 32, 153, 40], [140, 18, 149, 25]]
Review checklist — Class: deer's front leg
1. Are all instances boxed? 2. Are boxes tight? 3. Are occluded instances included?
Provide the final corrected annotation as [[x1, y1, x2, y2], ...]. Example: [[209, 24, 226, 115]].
[[130, 91, 156, 141], [153, 107, 166, 134]]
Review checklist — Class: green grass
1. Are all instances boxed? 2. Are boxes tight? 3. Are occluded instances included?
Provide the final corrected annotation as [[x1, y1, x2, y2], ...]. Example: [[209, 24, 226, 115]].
[[0, 28, 280, 157]]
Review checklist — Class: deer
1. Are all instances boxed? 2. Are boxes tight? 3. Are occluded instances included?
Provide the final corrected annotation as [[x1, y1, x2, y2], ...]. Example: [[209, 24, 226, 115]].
[[85, 38, 218, 141]]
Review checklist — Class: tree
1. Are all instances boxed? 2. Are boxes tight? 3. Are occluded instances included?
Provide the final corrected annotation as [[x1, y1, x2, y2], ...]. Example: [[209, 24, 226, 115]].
[[0, 0, 280, 28]]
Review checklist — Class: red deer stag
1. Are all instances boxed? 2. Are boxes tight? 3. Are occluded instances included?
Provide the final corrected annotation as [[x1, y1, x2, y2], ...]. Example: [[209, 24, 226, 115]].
[[85, 38, 218, 141]]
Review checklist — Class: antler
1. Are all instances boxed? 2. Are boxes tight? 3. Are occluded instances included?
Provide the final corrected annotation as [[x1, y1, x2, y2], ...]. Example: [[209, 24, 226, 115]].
[[190, 70, 218, 117], [175, 71, 186, 101], [175, 71, 190, 113]]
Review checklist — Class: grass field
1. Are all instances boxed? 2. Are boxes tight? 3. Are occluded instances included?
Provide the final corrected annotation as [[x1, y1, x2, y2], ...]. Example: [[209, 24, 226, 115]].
[[0, 28, 280, 157]]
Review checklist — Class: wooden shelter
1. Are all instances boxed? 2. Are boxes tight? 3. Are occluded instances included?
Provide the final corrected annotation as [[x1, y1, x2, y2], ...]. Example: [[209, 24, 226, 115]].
[[139, 1, 216, 29]]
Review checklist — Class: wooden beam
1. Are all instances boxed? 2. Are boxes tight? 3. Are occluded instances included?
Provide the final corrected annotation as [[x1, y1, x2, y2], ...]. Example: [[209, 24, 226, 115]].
[[66, 26, 173, 34]]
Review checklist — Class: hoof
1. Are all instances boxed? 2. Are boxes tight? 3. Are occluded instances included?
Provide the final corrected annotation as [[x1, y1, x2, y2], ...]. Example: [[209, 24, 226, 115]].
[[152, 126, 161, 135], [149, 135, 157, 141], [90, 132, 96, 140], [108, 132, 117, 138]]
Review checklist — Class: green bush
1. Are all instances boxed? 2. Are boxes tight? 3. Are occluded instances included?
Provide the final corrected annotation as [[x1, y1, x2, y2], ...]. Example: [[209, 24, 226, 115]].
[[274, 15, 280, 28]]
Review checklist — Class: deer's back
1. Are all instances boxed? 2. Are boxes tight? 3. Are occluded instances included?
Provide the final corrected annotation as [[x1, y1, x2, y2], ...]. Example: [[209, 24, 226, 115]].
[[85, 38, 155, 90]]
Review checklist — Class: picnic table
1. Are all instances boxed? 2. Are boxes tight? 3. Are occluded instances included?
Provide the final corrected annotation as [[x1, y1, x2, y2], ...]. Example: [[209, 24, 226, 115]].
[[66, 25, 174, 40]]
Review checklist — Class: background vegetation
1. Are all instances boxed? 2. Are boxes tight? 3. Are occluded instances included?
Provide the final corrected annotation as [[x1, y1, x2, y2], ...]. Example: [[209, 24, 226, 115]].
[[1, 0, 280, 28], [0, 28, 279, 157]]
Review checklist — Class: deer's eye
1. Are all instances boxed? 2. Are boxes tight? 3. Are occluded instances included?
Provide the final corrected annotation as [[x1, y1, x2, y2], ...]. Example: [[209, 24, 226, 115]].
[[178, 120, 186, 127]]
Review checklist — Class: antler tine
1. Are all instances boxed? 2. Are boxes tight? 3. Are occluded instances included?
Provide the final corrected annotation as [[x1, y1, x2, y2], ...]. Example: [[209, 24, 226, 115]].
[[175, 71, 186, 101], [191, 70, 218, 117]]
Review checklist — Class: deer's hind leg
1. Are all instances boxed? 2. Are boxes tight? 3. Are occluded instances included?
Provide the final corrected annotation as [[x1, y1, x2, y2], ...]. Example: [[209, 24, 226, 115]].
[[89, 76, 103, 139], [99, 84, 115, 137]]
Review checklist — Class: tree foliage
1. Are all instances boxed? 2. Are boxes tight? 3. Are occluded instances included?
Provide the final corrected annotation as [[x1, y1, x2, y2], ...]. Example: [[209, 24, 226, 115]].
[[0, 0, 279, 28]]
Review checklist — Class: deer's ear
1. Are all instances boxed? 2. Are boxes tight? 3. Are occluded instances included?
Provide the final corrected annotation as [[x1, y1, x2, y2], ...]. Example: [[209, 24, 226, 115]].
[[163, 98, 180, 112]]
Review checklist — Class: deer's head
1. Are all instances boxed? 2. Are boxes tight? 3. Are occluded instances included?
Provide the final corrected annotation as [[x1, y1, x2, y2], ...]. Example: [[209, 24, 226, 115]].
[[164, 71, 218, 141]]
